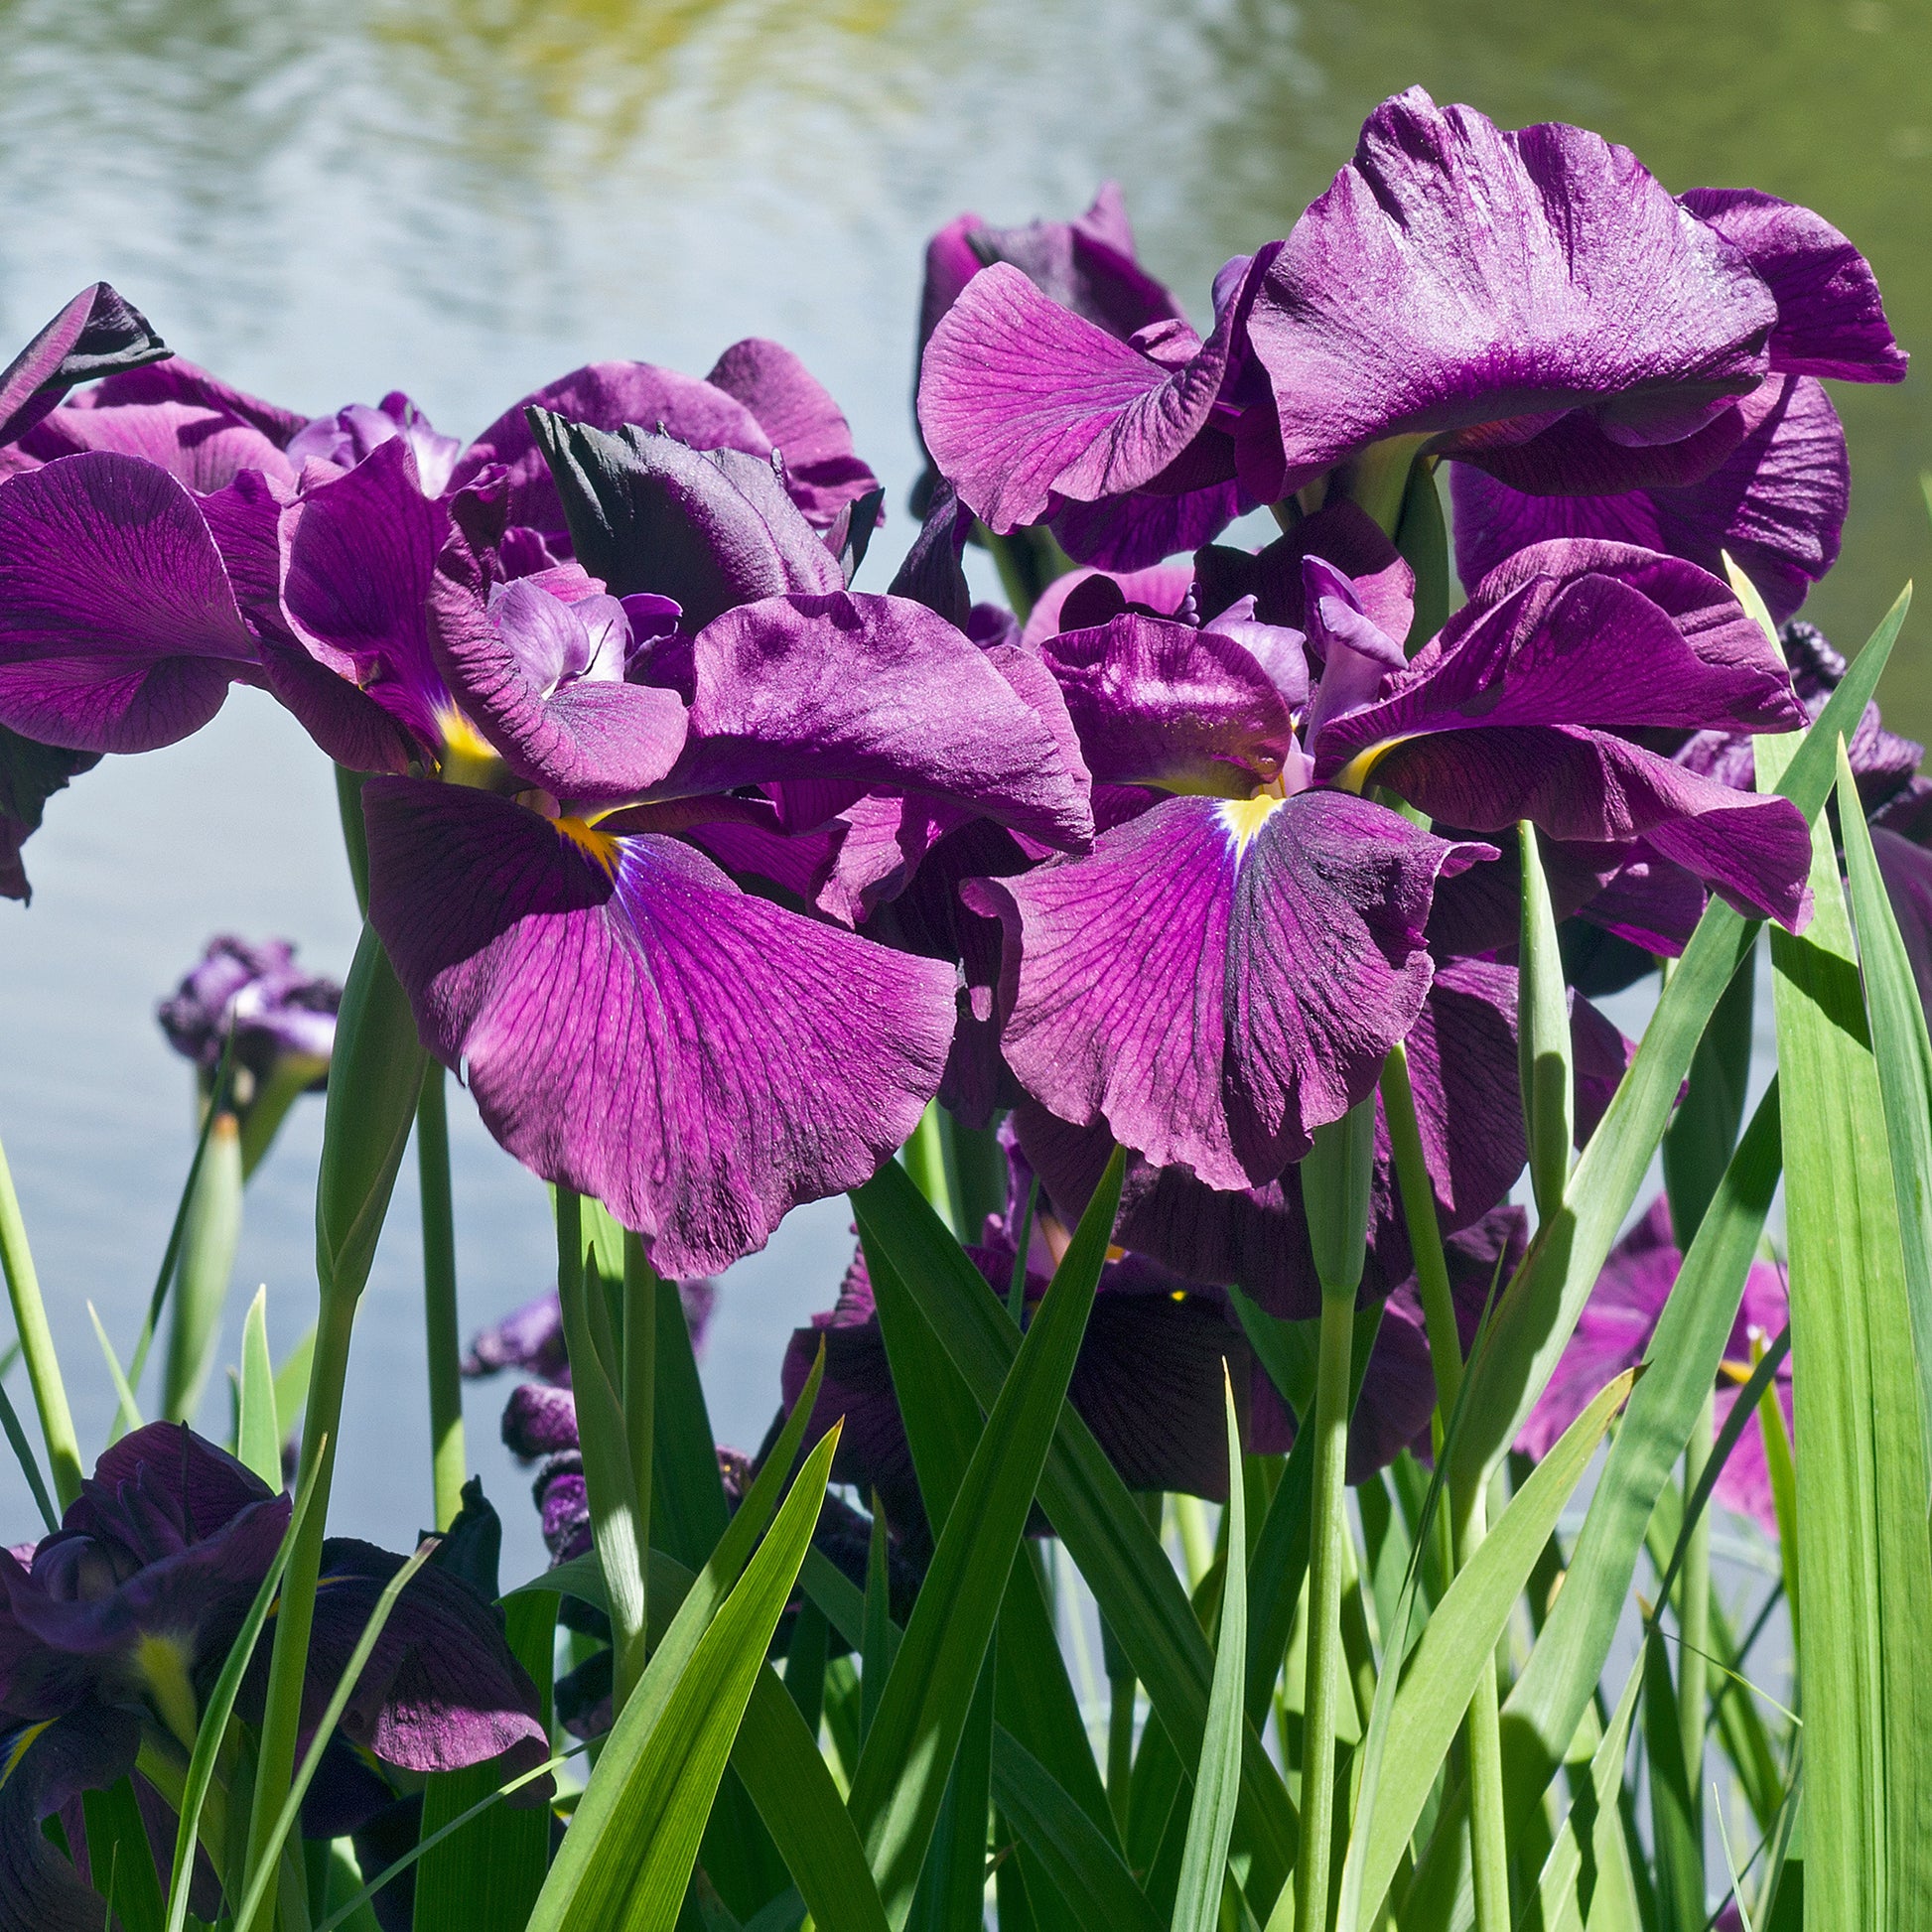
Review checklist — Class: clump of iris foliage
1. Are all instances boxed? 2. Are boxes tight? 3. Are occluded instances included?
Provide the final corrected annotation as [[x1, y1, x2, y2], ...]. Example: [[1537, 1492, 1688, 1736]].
[[0, 81, 1928, 1932]]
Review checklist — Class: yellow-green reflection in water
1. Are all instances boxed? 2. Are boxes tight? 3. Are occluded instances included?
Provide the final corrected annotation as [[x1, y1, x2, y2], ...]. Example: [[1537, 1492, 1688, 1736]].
[[0, 0, 1923, 702]]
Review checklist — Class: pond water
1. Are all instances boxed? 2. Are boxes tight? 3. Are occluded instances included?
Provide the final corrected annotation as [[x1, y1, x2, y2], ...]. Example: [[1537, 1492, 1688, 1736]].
[[0, 0, 1925, 1578]]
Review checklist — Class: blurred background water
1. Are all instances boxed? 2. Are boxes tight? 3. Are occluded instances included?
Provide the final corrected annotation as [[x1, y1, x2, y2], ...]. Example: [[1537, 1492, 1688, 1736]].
[[0, 0, 1925, 1586]]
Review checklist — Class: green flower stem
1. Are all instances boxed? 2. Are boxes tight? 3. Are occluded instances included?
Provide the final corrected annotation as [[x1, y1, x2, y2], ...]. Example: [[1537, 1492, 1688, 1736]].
[[162, 1108, 243, 1425], [1456, 1478, 1510, 1932], [0, 1121, 81, 1509], [622, 1230, 656, 1657], [1517, 821, 1573, 1222], [901, 1101, 958, 1237], [1295, 1280, 1355, 1932], [1379, 1042, 1461, 1429], [416, 1064, 466, 1533], [1677, 1389, 1714, 1808]]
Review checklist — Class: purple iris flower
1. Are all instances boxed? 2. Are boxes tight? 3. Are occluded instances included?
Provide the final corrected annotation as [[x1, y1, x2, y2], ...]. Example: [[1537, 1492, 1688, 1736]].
[[919, 90, 1902, 589], [157, 934, 342, 1097], [958, 530, 1800, 1204], [463, 1275, 717, 1389], [0, 1425, 547, 1932], [1516, 1199, 1792, 1533]]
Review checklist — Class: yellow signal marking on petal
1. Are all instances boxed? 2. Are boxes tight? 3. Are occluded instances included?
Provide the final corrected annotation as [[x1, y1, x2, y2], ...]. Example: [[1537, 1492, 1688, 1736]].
[[1330, 737, 1408, 796], [1218, 791, 1286, 855], [436, 706, 508, 789], [136, 1633, 203, 1750], [556, 815, 621, 874], [0, 1720, 52, 1790]]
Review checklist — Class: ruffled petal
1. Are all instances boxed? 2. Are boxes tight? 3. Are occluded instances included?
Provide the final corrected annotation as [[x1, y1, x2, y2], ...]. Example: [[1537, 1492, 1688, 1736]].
[[1246, 89, 1775, 492], [0, 284, 167, 449], [703, 339, 881, 528], [20, 396, 296, 493], [0, 452, 257, 753], [966, 790, 1476, 1188], [664, 591, 1093, 847], [363, 778, 955, 1275], [1680, 188, 1908, 382], [1450, 375, 1848, 624]]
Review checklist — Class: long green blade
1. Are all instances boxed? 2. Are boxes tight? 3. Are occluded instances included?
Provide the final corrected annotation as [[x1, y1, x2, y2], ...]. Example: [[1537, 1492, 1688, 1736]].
[[526, 1429, 839, 1932], [1768, 724, 1932, 1930], [847, 1150, 1120, 1927], [236, 1286, 280, 1489]]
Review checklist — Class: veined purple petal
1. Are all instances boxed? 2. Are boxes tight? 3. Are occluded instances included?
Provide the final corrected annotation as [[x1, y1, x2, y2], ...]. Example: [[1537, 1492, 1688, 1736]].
[[703, 340, 881, 528], [1050, 478, 1245, 572], [76, 358, 309, 447], [277, 438, 452, 755], [1246, 89, 1774, 492], [1451, 376, 1848, 624], [0, 452, 257, 753], [363, 777, 955, 1276], [432, 576, 688, 802], [965, 789, 1480, 1188], [918, 254, 1252, 535], [0, 284, 167, 449], [663, 591, 1093, 847], [20, 395, 296, 493], [1680, 188, 1907, 383], [1038, 612, 1296, 793]]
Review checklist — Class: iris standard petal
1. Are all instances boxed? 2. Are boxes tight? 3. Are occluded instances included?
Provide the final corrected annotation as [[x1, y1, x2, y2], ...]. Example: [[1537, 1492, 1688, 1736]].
[[703, 339, 882, 528], [364, 777, 955, 1275], [965, 789, 1477, 1189], [1450, 375, 1848, 624], [1679, 188, 1908, 383], [0, 452, 257, 753], [665, 591, 1093, 847], [0, 284, 167, 450], [1245, 89, 1774, 493]]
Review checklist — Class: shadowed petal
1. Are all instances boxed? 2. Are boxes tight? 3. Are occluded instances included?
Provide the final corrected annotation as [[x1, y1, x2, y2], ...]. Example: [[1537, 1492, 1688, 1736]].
[[0, 725, 97, 903], [0, 452, 257, 752], [1246, 89, 1774, 492], [364, 778, 955, 1275], [0, 1706, 142, 1932], [0, 284, 167, 449], [1450, 375, 1848, 623], [21, 394, 296, 493]]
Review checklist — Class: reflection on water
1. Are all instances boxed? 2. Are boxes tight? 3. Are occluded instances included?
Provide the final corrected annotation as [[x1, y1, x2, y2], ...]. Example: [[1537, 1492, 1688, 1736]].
[[0, 0, 1925, 1558]]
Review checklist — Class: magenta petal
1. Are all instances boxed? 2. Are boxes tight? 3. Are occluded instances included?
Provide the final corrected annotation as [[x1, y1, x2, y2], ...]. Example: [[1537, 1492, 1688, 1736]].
[[364, 778, 955, 1275], [1247, 90, 1774, 491], [1021, 562, 1195, 646], [703, 339, 881, 528], [1680, 188, 1908, 383], [433, 577, 688, 800], [79, 357, 310, 448], [1039, 612, 1296, 793], [669, 591, 1092, 848], [0, 452, 256, 752], [967, 790, 1475, 1188], [0, 284, 166, 448], [1050, 479, 1245, 572], [918, 261, 1235, 534], [1451, 376, 1848, 625], [21, 396, 296, 494]]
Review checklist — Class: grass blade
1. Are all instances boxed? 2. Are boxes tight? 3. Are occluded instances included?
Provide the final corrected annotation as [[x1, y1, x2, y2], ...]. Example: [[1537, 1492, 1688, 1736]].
[[525, 1429, 840, 1932], [1518, 1661, 1644, 1932], [1765, 718, 1932, 1931], [1171, 1376, 1247, 1932], [0, 1352, 56, 1532], [847, 1150, 1121, 1926], [235, 1286, 279, 1489]]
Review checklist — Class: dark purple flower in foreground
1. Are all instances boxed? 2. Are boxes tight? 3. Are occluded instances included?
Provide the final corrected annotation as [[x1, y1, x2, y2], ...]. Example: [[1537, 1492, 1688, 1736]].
[[157, 934, 342, 1094], [0, 1426, 546, 1929], [1516, 1199, 1791, 1531]]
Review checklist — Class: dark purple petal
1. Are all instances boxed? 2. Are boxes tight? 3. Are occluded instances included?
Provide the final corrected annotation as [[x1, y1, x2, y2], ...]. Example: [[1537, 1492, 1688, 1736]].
[[500, 1384, 580, 1458], [1874, 827, 1932, 1032], [1021, 562, 1195, 646], [1680, 188, 1908, 383], [1038, 612, 1296, 794], [1451, 375, 1849, 623], [966, 789, 1480, 1188], [0, 1706, 142, 1932], [0, 285, 167, 449], [665, 591, 1093, 848], [703, 340, 881, 529], [466, 1292, 571, 1385], [1246, 89, 1774, 492], [1049, 479, 1245, 572], [0, 725, 96, 904], [364, 777, 955, 1275], [276, 438, 453, 754], [431, 576, 689, 801], [304, 1539, 549, 1785], [156, 935, 341, 1079], [0, 453, 257, 753]]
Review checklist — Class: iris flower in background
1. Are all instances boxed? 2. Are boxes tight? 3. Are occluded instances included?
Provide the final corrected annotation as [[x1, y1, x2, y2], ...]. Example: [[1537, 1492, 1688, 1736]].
[[0, 1425, 547, 1932], [918, 88, 1903, 606], [1516, 1199, 1792, 1532]]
